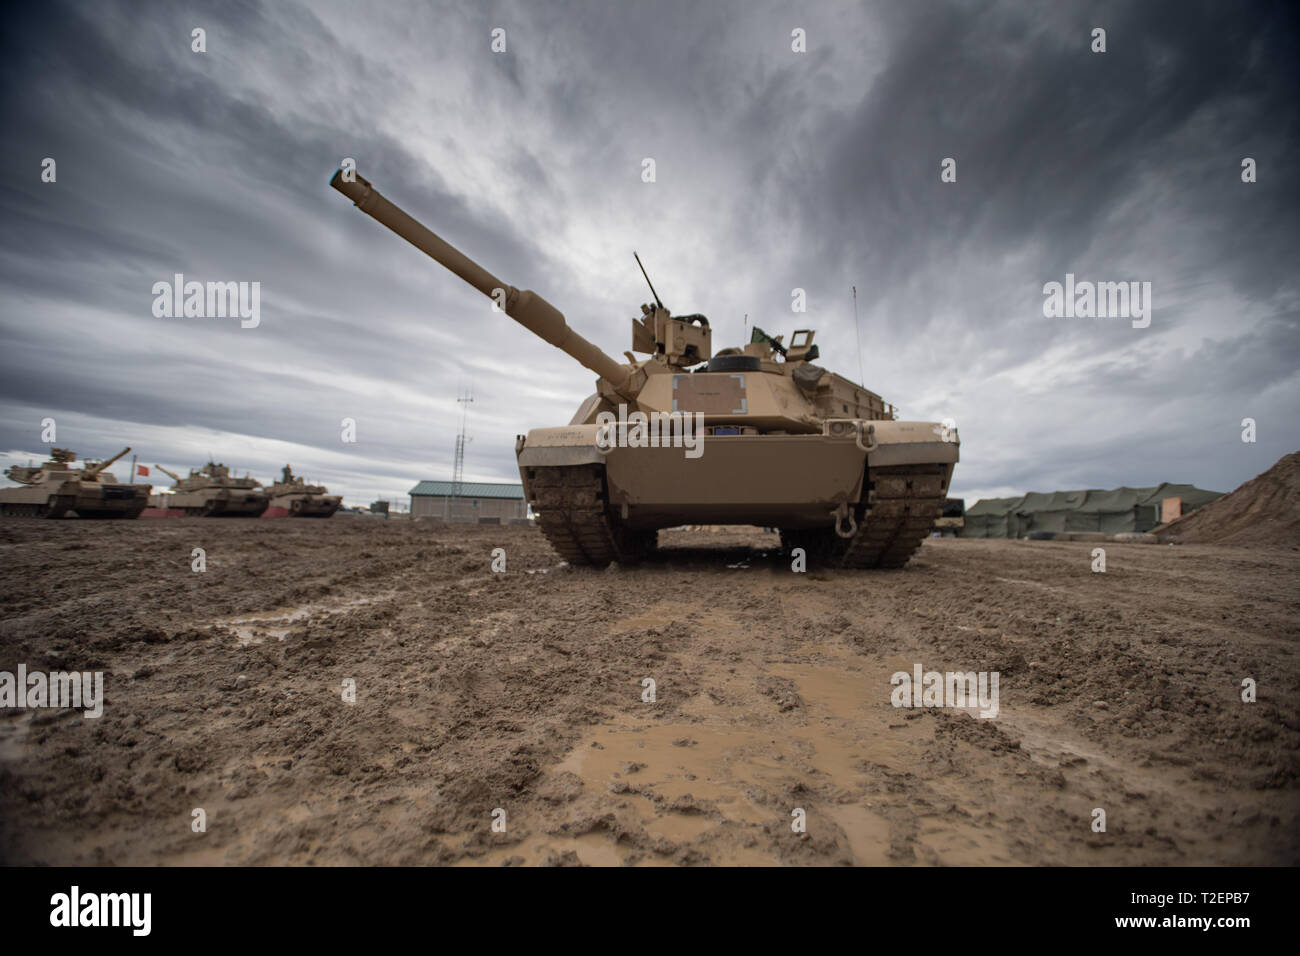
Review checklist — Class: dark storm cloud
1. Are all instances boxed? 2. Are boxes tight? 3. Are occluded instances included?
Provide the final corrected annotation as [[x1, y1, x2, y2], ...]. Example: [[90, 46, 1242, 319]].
[[803, 0, 1298, 294], [1, 0, 1296, 506]]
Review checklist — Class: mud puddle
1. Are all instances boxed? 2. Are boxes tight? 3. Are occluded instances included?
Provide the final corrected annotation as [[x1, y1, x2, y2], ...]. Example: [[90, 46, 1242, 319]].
[[0, 711, 34, 763], [215, 592, 394, 645], [461, 650, 921, 866]]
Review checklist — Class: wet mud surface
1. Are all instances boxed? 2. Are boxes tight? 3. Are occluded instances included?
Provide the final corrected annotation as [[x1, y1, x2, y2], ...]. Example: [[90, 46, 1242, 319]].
[[0, 518, 1296, 865]]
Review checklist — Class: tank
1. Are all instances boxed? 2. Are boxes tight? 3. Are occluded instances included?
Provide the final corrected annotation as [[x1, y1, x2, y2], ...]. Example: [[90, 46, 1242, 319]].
[[262, 465, 341, 518], [1, 447, 151, 518], [331, 170, 959, 567], [933, 498, 966, 537], [153, 461, 269, 517]]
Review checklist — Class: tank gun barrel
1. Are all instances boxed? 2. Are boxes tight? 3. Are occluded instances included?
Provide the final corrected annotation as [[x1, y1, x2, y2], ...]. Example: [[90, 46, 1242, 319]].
[[87, 447, 130, 477], [330, 169, 631, 394], [155, 464, 182, 482]]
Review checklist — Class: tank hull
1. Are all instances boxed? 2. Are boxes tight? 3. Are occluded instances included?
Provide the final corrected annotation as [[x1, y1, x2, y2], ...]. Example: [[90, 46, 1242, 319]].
[[165, 489, 269, 517], [262, 494, 342, 518], [0, 480, 151, 518], [517, 421, 958, 567]]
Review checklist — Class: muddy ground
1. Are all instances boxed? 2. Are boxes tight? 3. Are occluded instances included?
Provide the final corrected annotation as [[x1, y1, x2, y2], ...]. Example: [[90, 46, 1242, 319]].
[[0, 516, 1296, 866]]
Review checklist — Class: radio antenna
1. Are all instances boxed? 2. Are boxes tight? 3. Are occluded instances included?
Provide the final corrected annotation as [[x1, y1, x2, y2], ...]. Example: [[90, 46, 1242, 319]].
[[852, 285, 865, 386], [633, 251, 665, 310]]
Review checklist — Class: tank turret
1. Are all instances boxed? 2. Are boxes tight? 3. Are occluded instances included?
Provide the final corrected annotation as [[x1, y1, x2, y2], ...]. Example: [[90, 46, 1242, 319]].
[[330, 169, 897, 430], [262, 462, 340, 518], [83, 447, 131, 479]]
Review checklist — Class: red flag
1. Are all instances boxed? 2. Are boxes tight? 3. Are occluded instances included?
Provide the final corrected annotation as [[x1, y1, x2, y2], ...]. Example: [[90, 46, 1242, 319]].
[[137, 465, 150, 477]]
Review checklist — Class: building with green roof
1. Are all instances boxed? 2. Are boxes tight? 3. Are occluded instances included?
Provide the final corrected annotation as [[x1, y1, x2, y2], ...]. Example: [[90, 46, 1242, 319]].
[[408, 480, 528, 522]]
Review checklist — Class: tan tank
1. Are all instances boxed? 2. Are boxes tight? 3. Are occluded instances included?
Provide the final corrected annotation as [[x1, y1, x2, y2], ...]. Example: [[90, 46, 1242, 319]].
[[262, 465, 341, 518], [154, 461, 269, 517], [331, 169, 959, 567], [1, 447, 151, 518]]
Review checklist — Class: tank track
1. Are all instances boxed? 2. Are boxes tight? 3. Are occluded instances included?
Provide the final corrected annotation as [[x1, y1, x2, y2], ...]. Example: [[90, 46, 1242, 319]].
[[0, 502, 50, 517], [783, 464, 947, 569], [0, 494, 75, 518], [842, 464, 947, 567], [527, 464, 654, 566]]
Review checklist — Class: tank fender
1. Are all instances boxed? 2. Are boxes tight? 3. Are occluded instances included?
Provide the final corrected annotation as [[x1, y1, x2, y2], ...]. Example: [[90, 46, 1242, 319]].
[[865, 420, 960, 467], [517, 425, 606, 468]]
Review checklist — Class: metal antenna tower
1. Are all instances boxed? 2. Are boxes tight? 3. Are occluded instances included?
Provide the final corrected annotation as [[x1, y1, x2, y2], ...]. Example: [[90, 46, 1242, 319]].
[[447, 389, 473, 519]]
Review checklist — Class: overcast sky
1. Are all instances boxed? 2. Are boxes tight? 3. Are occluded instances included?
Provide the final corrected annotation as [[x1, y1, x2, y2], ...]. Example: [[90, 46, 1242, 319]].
[[2, 0, 1296, 506]]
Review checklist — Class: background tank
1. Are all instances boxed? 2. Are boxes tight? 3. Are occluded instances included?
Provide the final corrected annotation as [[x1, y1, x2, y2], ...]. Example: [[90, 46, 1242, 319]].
[[1, 447, 151, 518], [332, 170, 959, 567], [154, 461, 269, 517], [262, 465, 341, 518], [933, 497, 966, 537]]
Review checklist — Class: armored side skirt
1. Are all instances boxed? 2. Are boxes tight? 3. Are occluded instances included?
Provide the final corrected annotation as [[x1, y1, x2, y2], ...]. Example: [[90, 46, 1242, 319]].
[[0, 485, 150, 519], [205, 497, 269, 517], [166, 492, 269, 517], [262, 495, 342, 518]]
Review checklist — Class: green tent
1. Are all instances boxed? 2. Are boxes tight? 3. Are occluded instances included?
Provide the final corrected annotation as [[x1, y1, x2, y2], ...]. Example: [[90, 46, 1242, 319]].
[[1066, 486, 1157, 534], [1014, 490, 1090, 535], [963, 495, 1025, 538], [961, 482, 1224, 538]]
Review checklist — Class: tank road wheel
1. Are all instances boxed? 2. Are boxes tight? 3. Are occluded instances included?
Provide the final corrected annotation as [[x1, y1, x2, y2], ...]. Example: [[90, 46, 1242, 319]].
[[527, 464, 654, 566]]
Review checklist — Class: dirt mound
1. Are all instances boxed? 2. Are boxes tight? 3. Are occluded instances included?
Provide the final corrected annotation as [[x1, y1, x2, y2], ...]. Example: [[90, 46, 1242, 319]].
[[1159, 451, 1300, 547]]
